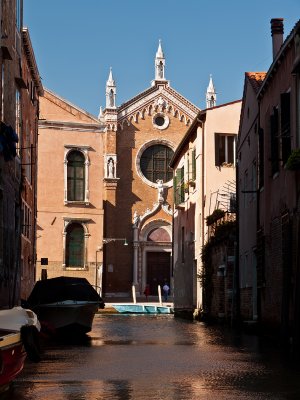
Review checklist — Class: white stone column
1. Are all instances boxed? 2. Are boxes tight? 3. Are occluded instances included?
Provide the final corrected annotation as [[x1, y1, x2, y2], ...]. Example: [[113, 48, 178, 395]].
[[63, 159, 68, 204], [133, 226, 139, 286], [62, 231, 67, 268], [84, 157, 90, 203]]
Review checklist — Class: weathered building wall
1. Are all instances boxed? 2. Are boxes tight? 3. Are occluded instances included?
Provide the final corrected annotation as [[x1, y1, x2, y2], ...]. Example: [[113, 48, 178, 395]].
[[36, 90, 105, 291], [19, 28, 43, 300]]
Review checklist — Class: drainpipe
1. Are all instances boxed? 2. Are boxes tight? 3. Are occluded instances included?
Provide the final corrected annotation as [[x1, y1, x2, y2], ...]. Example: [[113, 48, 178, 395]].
[[233, 156, 240, 326], [196, 114, 205, 312]]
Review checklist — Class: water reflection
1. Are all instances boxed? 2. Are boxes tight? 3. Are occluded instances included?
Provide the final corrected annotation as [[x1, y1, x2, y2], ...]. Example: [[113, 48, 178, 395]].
[[4, 314, 300, 399]]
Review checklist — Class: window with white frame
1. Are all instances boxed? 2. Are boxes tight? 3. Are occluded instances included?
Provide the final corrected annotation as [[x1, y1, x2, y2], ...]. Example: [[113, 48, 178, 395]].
[[65, 222, 84, 268], [15, 89, 21, 141], [21, 200, 32, 241], [64, 147, 90, 204], [23, 121, 32, 183], [215, 133, 236, 167], [63, 219, 90, 270], [186, 147, 196, 183], [174, 165, 184, 206]]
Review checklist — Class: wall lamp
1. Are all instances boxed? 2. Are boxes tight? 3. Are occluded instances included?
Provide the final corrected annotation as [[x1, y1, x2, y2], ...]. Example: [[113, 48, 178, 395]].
[[102, 238, 128, 246]]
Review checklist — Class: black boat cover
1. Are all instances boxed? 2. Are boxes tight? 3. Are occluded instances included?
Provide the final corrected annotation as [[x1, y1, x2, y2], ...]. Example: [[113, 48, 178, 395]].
[[27, 276, 104, 308]]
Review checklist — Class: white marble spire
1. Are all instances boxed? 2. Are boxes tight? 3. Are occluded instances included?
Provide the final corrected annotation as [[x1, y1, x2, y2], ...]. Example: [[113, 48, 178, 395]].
[[107, 67, 115, 86], [155, 39, 166, 81], [206, 74, 216, 108], [106, 67, 116, 108], [98, 106, 103, 120]]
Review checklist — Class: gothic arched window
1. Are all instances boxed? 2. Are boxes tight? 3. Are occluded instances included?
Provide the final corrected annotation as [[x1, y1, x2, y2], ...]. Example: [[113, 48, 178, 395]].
[[66, 223, 84, 268], [140, 144, 174, 183], [67, 151, 85, 201]]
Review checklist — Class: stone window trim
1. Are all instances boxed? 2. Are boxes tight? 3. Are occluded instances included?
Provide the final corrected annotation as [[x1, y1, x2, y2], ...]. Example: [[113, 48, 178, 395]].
[[62, 217, 91, 270], [64, 145, 90, 205], [214, 133, 237, 167], [21, 198, 32, 243], [136, 139, 175, 188], [152, 112, 170, 130]]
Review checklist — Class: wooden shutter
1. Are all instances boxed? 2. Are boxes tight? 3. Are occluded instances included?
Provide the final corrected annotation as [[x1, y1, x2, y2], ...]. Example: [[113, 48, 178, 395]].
[[192, 148, 196, 180], [173, 175, 177, 205], [215, 134, 220, 166], [281, 93, 291, 165], [270, 108, 279, 175]]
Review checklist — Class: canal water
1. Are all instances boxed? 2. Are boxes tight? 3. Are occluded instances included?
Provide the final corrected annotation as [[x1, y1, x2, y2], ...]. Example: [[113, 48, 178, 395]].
[[4, 314, 300, 399]]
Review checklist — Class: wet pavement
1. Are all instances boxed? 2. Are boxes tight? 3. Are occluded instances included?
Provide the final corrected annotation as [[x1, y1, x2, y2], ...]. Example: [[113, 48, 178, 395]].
[[3, 313, 300, 399]]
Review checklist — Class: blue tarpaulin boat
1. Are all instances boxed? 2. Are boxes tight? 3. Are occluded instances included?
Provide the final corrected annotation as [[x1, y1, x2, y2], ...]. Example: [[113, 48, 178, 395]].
[[111, 304, 173, 314]]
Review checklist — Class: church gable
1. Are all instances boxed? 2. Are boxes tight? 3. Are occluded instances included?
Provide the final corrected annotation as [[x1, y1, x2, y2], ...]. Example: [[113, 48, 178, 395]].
[[116, 82, 199, 130], [40, 89, 100, 124]]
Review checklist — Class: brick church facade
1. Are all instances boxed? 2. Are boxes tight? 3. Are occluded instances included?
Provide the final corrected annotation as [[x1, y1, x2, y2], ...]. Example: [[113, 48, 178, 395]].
[[101, 41, 199, 296], [36, 42, 199, 298]]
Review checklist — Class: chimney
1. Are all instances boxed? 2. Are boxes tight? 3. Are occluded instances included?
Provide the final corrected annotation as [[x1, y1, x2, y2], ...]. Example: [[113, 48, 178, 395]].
[[271, 18, 284, 59]]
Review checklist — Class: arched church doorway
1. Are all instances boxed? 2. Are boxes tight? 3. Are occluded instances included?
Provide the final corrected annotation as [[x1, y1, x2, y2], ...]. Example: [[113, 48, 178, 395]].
[[146, 251, 171, 295]]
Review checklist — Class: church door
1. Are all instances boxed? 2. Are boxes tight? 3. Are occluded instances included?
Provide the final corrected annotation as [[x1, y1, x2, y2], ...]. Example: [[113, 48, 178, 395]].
[[146, 252, 170, 295]]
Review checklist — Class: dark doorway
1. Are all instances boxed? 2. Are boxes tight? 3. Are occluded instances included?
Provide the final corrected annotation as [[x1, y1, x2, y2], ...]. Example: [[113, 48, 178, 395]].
[[147, 252, 170, 295]]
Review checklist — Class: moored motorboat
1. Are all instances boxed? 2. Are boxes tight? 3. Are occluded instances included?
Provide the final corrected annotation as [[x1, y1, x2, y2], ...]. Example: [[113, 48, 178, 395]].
[[0, 307, 41, 392], [26, 277, 105, 336], [0, 329, 26, 393]]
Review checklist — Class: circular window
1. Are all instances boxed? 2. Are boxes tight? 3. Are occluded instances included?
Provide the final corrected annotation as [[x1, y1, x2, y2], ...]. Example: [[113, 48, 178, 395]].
[[154, 116, 165, 126], [152, 113, 169, 130], [140, 144, 174, 184]]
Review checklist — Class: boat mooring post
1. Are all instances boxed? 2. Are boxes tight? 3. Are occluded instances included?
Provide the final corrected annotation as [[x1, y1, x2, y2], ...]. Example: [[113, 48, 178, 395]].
[[158, 285, 162, 305], [132, 285, 137, 304]]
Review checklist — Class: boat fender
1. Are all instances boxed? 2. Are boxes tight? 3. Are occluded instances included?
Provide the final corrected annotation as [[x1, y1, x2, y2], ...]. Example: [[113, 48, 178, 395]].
[[20, 325, 41, 362]]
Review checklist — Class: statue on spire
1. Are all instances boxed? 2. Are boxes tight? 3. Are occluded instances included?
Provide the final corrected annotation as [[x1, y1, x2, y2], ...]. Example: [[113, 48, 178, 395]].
[[206, 74, 217, 108], [155, 40, 166, 81], [106, 67, 116, 109]]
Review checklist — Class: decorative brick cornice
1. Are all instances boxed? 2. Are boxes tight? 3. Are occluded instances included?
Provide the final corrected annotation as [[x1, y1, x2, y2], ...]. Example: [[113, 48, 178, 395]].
[[22, 27, 44, 96], [43, 88, 101, 123], [110, 83, 200, 131], [39, 119, 105, 133]]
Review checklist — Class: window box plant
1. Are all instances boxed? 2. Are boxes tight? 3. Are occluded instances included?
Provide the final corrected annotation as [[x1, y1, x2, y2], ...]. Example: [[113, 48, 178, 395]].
[[285, 149, 300, 171]]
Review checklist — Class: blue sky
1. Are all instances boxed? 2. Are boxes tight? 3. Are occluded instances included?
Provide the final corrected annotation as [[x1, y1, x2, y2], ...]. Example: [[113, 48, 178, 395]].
[[24, 0, 299, 116]]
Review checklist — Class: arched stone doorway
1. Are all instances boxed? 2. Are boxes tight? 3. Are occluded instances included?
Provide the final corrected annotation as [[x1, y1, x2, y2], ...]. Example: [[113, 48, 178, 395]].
[[139, 220, 172, 295]]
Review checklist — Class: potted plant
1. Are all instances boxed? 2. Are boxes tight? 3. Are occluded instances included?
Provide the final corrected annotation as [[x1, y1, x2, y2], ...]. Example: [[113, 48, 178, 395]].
[[205, 209, 225, 226], [183, 182, 189, 193], [285, 149, 300, 171]]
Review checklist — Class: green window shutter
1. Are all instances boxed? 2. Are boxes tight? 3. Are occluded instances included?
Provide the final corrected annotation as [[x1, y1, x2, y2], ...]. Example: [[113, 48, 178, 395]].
[[177, 168, 182, 204], [173, 175, 178, 205], [67, 151, 85, 201], [180, 166, 185, 203], [192, 148, 196, 180], [66, 223, 84, 267]]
